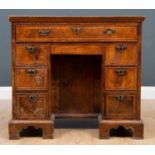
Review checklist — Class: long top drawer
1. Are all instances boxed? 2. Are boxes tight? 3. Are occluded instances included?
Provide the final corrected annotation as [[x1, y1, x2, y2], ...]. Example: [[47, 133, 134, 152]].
[[15, 24, 138, 42]]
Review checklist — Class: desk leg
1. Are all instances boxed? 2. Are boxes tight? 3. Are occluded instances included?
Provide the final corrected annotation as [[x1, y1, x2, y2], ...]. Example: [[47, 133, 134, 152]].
[[9, 120, 54, 140], [99, 119, 143, 139]]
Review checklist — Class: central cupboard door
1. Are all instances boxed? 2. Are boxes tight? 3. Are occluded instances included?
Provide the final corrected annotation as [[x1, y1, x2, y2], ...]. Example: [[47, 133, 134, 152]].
[[51, 55, 102, 114]]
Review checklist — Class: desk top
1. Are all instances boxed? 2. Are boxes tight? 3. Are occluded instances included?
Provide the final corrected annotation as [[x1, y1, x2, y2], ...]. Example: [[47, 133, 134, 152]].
[[8, 16, 146, 23]]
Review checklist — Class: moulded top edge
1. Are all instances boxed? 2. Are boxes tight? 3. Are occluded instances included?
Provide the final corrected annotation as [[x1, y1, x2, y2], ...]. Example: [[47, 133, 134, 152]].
[[8, 16, 146, 23]]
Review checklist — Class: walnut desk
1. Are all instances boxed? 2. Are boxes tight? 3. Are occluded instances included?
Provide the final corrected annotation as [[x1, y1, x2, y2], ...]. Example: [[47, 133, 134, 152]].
[[8, 16, 145, 139]]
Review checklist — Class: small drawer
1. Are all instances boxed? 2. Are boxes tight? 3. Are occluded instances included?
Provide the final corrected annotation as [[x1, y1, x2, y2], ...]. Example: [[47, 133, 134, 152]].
[[105, 43, 138, 65], [15, 44, 49, 66], [15, 67, 48, 90], [14, 93, 48, 119], [105, 67, 137, 90], [51, 45, 101, 55], [104, 92, 136, 119], [16, 24, 137, 42]]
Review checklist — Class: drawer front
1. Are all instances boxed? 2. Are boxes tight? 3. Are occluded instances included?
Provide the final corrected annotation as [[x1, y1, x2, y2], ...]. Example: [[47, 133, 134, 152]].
[[105, 43, 138, 65], [14, 93, 48, 119], [15, 44, 49, 66], [105, 67, 137, 90], [51, 45, 101, 55], [104, 92, 136, 119], [16, 24, 137, 42], [15, 68, 48, 90]]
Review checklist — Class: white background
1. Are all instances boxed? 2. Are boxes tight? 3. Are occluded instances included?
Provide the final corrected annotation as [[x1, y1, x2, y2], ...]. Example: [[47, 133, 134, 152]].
[[0, 0, 155, 9]]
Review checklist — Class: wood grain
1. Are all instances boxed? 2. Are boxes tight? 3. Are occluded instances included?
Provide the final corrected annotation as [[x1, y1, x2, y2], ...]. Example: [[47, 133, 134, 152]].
[[16, 24, 137, 42], [13, 93, 48, 119], [105, 43, 138, 66], [15, 44, 49, 66], [15, 67, 48, 90], [51, 45, 101, 55], [105, 67, 137, 90]]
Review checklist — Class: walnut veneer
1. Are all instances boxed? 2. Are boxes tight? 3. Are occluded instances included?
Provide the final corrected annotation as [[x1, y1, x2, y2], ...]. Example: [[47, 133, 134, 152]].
[[9, 16, 145, 139]]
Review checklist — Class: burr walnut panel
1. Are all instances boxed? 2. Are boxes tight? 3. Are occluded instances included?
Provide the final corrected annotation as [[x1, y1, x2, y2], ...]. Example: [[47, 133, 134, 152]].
[[103, 92, 136, 119], [15, 67, 48, 90], [105, 67, 137, 90], [13, 93, 48, 119], [105, 43, 138, 66], [15, 44, 49, 66], [15, 24, 137, 42]]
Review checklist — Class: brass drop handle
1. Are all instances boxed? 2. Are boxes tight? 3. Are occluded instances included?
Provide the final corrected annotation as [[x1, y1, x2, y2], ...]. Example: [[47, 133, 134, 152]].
[[38, 30, 50, 36], [115, 95, 124, 102], [26, 68, 37, 76], [115, 69, 127, 76], [25, 46, 38, 53], [72, 27, 82, 34], [115, 44, 127, 52], [104, 28, 115, 35], [28, 95, 38, 103]]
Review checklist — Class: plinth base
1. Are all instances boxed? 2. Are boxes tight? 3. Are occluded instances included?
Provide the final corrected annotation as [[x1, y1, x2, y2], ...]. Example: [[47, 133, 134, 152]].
[[9, 120, 53, 140], [99, 120, 143, 139]]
